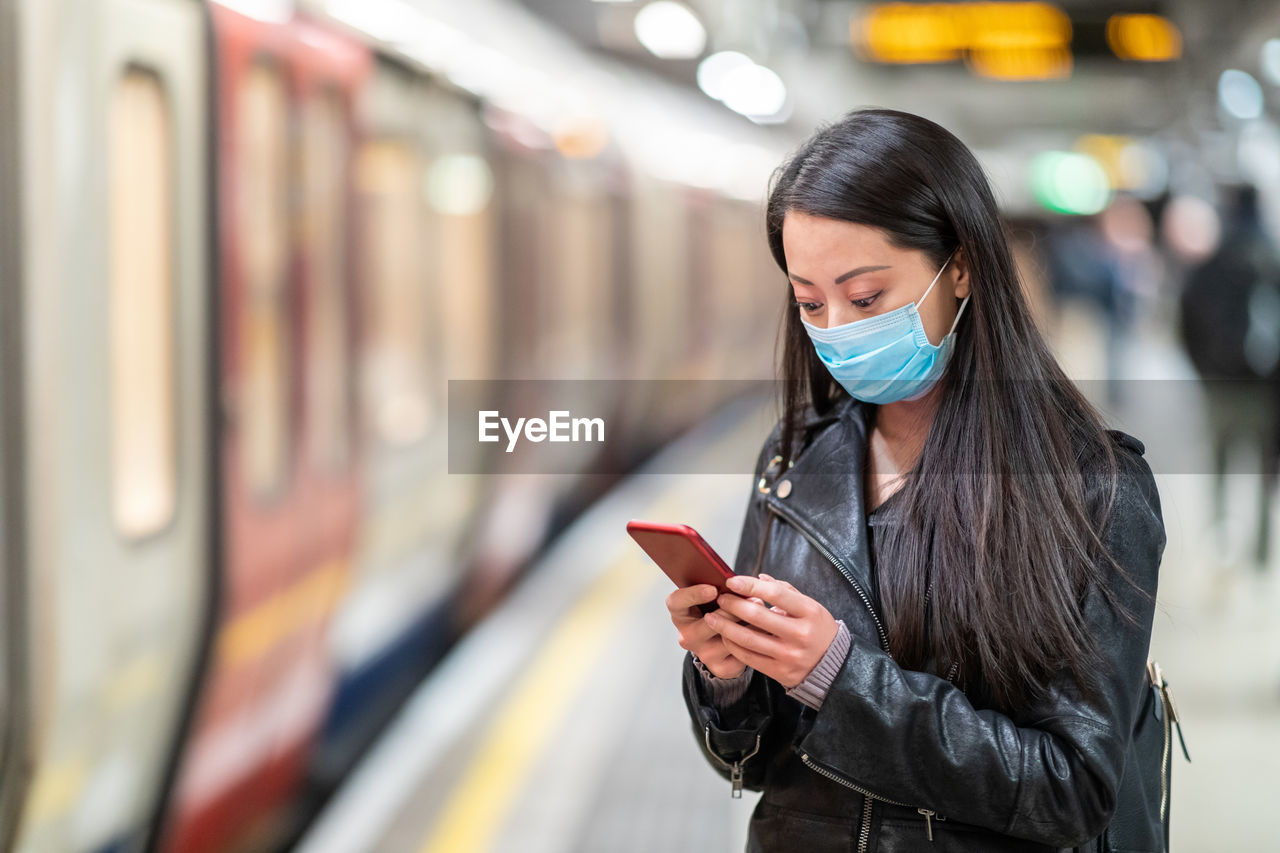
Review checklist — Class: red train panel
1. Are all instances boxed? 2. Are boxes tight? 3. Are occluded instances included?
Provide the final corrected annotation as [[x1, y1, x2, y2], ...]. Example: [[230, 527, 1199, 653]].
[[158, 5, 370, 852]]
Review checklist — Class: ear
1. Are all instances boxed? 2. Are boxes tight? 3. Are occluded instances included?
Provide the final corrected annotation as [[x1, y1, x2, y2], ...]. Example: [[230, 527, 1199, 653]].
[[952, 247, 972, 299]]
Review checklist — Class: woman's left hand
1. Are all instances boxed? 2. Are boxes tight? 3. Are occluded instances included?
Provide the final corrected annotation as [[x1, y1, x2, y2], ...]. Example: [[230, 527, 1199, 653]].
[[705, 573, 839, 689]]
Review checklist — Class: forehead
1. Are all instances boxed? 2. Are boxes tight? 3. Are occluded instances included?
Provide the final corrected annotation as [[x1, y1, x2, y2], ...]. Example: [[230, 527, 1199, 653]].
[[781, 211, 892, 258]]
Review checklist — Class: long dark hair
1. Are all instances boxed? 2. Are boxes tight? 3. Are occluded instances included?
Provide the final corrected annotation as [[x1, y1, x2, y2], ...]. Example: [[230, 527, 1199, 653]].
[[764, 108, 1152, 712]]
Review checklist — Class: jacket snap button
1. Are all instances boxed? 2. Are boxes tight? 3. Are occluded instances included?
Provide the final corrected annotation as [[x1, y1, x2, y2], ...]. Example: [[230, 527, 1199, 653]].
[[776, 479, 792, 498]]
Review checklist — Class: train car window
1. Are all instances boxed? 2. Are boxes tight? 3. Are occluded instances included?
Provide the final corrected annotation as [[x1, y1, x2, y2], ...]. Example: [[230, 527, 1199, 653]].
[[357, 139, 429, 446], [239, 61, 291, 500], [302, 87, 352, 471], [431, 150, 496, 385], [109, 68, 176, 538]]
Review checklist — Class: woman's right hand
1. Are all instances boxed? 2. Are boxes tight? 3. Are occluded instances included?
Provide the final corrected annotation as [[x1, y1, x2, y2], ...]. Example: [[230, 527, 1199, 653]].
[[665, 584, 748, 678]]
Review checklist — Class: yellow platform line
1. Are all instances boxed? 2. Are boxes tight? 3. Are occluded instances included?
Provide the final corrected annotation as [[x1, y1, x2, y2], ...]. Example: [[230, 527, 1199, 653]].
[[418, 554, 658, 853]]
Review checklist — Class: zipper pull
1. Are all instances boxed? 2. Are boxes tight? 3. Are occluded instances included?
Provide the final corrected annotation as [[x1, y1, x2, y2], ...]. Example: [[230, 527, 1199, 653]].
[[918, 808, 936, 841], [705, 724, 760, 798], [1158, 670, 1191, 762], [1159, 673, 1179, 723], [1164, 682, 1191, 762], [1173, 717, 1191, 763]]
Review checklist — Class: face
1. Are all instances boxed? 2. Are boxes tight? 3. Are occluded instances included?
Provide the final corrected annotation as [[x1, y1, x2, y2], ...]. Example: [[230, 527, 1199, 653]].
[[781, 211, 971, 346]]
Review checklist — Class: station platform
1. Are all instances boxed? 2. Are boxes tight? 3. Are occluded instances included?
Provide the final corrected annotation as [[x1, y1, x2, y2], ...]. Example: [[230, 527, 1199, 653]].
[[296, 350, 1279, 852]]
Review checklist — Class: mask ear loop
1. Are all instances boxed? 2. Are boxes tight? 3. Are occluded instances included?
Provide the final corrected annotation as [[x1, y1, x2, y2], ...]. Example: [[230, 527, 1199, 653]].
[[947, 290, 971, 336], [921, 248, 967, 338], [917, 247, 959, 308]]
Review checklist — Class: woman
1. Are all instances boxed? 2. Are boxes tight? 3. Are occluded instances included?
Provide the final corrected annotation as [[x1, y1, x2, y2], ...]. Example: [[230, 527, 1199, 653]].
[[666, 108, 1169, 852]]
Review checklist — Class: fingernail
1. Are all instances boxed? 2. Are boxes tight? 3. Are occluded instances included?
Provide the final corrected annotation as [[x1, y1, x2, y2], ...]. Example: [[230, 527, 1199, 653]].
[[726, 576, 749, 592]]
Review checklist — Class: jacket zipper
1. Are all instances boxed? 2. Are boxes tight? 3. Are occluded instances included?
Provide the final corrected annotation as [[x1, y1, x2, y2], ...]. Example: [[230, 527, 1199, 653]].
[[1147, 660, 1190, 824], [766, 498, 949, 845], [799, 751, 947, 848], [765, 500, 890, 653], [704, 723, 761, 798], [1159, 688, 1171, 823]]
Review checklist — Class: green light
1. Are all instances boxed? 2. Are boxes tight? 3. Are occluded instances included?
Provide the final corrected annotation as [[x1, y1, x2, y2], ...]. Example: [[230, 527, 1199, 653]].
[[1029, 151, 1112, 215]]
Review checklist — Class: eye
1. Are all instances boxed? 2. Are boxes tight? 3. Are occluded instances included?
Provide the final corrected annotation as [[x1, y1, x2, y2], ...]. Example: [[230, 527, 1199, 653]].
[[789, 297, 822, 313], [850, 294, 879, 309]]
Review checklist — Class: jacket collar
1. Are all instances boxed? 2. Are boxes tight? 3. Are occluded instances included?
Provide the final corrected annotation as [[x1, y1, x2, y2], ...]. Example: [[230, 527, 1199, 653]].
[[761, 395, 877, 594]]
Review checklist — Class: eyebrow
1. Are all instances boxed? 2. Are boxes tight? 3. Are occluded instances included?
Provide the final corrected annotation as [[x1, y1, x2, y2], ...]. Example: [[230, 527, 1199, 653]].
[[788, 265, 892, 286]]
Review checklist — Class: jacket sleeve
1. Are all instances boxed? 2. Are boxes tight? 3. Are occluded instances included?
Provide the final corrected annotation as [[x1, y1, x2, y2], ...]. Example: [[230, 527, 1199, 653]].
[[681, 423, 798, 794], [693, 655, 754, 707], [793, 444, 1166, 848]]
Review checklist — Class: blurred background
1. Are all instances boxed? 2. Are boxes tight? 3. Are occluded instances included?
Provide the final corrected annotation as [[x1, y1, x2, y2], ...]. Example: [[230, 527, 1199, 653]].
[[1, 0, 1277, 851]]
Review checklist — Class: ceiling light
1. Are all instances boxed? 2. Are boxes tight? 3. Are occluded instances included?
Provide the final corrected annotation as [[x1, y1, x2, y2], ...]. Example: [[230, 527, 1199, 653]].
[[697, 51, 753, 100], [1219, 69, 1264, 120], [634, 1, 706, 60], [720, 63, 787, 119]]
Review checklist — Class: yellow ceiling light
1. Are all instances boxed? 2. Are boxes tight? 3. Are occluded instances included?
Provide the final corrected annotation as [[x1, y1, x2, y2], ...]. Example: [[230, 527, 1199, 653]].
[[1106, 13, 1182, 62], [855, 2, 1073, 80], [961, 2, 1071, 52], [965, 44, 1071, 81], [855, 3, 965, 63]]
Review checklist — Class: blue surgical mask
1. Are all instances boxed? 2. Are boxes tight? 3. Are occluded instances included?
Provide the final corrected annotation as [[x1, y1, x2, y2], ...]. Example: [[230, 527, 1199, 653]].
[[799, 249, 968, 405]]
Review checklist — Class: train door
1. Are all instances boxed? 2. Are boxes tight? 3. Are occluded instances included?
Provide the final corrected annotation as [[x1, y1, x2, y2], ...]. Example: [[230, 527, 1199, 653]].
[[315, 67, 493, 786], [316, 59, 434, 785], [261, 10, 367, 821], [446, 109, 565, 626], [8, 0, 212, 850], [156, 5, 369, 851], [156, 11, 302, 846]]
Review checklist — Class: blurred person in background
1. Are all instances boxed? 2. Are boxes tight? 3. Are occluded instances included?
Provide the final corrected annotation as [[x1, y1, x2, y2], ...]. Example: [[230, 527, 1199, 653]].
[[1178, 183, 1280, 573], [1096, 192, 1165, 356], [1043, 193, 1162, 405]]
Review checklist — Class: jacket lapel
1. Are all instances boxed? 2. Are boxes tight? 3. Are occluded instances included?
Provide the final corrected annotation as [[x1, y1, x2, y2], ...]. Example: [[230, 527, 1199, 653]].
[[763, 396, 877, 599]]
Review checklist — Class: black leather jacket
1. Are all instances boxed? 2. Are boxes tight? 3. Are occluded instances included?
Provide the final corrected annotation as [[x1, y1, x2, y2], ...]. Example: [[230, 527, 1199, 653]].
[[681, 394, 1167, 853]]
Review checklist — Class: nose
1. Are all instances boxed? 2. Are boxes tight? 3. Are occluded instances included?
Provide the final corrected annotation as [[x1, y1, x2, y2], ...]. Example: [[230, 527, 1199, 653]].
[[825, 299, 861, 329]]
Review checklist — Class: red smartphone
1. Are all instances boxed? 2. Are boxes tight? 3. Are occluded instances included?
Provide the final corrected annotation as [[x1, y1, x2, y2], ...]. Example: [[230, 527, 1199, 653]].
[[626, 520, 736, 613]]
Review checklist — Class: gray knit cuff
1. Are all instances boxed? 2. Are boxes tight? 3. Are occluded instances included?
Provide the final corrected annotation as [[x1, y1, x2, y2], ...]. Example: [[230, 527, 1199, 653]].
[[693, 654, 754, 708], [786, 620, 851, 710]]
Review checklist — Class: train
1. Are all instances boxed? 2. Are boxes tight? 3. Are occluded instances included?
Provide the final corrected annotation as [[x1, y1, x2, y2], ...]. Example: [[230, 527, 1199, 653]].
[[0, 0, 788, 851]]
